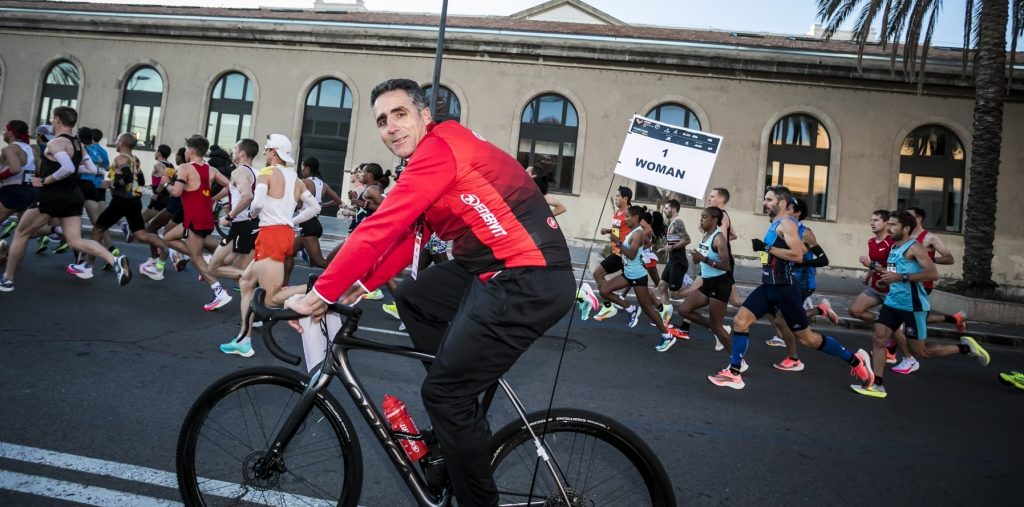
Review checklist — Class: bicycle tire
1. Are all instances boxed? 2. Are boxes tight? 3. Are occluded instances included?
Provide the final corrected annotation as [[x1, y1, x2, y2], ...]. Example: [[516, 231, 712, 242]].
[[176, 367, 363, 507], [489, 408, 675, 506]]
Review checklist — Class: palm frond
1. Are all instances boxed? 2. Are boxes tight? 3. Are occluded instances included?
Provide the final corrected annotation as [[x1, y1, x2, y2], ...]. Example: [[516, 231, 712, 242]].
[[879, 0, 895, 49], [917, 2, 942, 92], [817, 0, 860, 40], [852, 0, 886, 71]]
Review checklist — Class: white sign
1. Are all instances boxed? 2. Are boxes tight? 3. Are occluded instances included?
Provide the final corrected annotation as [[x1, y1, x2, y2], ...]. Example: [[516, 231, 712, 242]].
[[613, 115, 723, 199]]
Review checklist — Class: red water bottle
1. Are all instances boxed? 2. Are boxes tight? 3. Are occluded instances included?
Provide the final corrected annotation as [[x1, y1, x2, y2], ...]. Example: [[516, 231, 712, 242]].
[[383, 394, 428, 461]]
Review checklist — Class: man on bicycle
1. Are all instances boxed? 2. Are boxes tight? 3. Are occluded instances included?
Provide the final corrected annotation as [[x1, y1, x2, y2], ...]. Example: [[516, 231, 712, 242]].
[[287, 78, 575, 505]]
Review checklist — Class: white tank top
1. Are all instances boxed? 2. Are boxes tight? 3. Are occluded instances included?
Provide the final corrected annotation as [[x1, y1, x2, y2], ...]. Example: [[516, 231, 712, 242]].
[[311, 176, 324, 204], [1, 142, 35, 186], [228, 164, 256, 223], [257, 165, 299, 227]]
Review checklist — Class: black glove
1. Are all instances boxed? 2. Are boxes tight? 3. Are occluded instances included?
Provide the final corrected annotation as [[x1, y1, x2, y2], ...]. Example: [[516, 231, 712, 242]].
[[751, 238, 767, 252]]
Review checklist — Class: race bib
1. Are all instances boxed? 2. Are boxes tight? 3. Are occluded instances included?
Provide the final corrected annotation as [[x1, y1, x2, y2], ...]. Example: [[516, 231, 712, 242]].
[[759, 251, 770, 265]]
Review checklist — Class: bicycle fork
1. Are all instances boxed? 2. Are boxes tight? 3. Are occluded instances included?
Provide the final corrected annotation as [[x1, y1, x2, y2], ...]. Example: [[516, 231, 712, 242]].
[[497, 379, 573, 506], [255, 368, 334, 478]]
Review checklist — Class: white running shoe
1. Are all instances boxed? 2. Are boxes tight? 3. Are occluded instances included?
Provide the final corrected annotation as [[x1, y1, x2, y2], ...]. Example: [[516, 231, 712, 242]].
[[716, 324, 730, 352], [204, 292, 233, 312], [626, 305, 640, 328], [66, 263, 94, 280], [765, 336, 787, 348], [892, 356, 920, 374]]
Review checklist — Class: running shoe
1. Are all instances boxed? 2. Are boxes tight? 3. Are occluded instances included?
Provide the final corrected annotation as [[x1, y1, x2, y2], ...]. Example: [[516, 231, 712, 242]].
[[0, 218, 16, 240], [817, 299, 840, 325], [740, 359, 749, 373], [952, 311, 968, 333], [204, 292, 233, 312], [773, 357, 805, 372], [171, 250, 189, 272], [626, 305, 640, 328], [716, 324, 730, 352], [140, 262, 165, 281], [52, 240, 70, 254], [850, 349, 875, 387], [998, 371, 1024, 391], [0, 275, 12, 292], [765, 336, 787, 348], [578, 299, 593, 321], [655, 334, 676, 353], [114, 255, 132, 286], [66, 263, 94, 280], [668, 326, 690, 341], [121, 222, 133, 243], [35, 236, 50, 254], [850, 383, 887, 398], [219, 339, 254, 358], [885, 348, 898, 364], [659, 304, 672, 325], [594, 304, 618, 321], [102, 247, 121, 271], [362, 288, 384, 300], [382, 302, 401, 320], [576, 282, 599, 313], [708, 369, 745, 389], [960, 336, 990, 366], [892, 356, 920, 375]]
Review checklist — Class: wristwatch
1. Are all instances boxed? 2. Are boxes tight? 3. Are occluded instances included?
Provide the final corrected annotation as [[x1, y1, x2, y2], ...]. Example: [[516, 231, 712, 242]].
[[901, 273, 910, 282]]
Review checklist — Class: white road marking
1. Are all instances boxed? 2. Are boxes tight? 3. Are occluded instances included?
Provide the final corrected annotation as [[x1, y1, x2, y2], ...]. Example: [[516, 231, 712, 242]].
[[0, 469, 180, 506]]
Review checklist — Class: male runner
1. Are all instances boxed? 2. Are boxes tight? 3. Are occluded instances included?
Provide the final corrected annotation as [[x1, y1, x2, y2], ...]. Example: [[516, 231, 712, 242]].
[[286, 78, 574, 506], [0, 121, 36, 227], [849, 210, 897, 361], [0, 107, 129, 291], [592, 186, 632, 321], [708, 185, 872, 390], [201, 138, 259, 281], [852, 210, 989, 398], [656, 198, 690, 323], [908, 206, 968, 330]]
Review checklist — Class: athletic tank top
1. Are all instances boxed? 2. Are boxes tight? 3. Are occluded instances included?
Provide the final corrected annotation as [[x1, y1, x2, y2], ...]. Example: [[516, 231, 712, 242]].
[[311, 176, 324, 204], [698, 229, 727, 278], [1, 142, 35, 185], [885, 239, 930, 312], [868, 235, 894, 293], [621, 228, 647, 280], [760, 217, 798, 285], [181, 162, 215, 231], [915, 229, 936, 290], [36, 134, 81, 194], [791, 222, 816, 292], [228, 164, 257, 223], [257, 165, 299, 227], [152, 160, 173, 188], [610, 208, 632, 256], [109, 155, 143, 199]]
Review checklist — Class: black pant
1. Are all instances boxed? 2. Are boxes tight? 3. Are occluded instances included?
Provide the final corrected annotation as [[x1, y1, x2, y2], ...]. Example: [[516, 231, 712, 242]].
[[394, 262, 574, 506]]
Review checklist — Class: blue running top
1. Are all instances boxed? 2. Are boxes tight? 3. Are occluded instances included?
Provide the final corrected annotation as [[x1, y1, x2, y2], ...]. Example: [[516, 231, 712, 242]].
[[884, 239, 930, 312]]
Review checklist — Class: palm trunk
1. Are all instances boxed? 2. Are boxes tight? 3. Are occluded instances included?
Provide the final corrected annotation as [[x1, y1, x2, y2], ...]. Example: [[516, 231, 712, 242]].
[[962, 0, 1009, 296]]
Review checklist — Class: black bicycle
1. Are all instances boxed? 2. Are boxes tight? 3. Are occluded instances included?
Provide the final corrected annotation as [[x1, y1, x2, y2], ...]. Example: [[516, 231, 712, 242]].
[[176, 288, 675, 506]]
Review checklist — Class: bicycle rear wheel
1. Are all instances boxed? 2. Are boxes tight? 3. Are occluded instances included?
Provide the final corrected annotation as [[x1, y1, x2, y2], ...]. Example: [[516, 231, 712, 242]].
[[176, 367, 362, 506], [489, 408, 675, 506]]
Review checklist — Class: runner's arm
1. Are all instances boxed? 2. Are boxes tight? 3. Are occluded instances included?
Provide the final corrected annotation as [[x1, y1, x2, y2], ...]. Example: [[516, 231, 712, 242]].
[[910, 243, 940, 282], [226, 172, 254, 220], [292, 188, 321, 224], [927, 234, 955, 265], [721, 211, 737, 240], [770, 219, 808, 262], [0, 146, 22, 179], [545, 195, 566, 216], [801, 228, 830, 267], [320, 183, 343, 209]]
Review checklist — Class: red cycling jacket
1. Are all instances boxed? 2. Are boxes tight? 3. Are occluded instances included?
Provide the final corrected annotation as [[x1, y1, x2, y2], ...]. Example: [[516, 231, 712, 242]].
[[313, 121, 571, 303]]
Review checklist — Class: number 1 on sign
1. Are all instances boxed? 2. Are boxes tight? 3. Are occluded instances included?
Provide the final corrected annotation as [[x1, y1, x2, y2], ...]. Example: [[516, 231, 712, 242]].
[[662, 148, 668, 157]]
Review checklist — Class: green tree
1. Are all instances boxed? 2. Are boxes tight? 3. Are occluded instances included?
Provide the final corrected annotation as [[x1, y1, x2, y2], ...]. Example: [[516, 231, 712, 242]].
[[816, 0, 1024, 296]]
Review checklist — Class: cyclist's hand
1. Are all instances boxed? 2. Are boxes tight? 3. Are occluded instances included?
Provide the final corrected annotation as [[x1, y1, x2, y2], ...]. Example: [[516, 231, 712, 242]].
[[285, 292, 328, 332]]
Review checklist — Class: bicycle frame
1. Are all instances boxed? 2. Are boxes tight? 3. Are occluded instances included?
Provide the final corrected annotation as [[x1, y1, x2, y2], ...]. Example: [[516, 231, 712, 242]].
[[257, 321, 573, 507]]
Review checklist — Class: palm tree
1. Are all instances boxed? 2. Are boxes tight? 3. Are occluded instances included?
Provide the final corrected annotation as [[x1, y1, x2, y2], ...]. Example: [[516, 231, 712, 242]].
[[816, 0, 1024, 297]]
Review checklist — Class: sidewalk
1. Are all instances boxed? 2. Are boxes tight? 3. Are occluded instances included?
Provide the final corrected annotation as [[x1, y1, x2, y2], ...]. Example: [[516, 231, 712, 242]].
[[318, 216, 1020, 348]]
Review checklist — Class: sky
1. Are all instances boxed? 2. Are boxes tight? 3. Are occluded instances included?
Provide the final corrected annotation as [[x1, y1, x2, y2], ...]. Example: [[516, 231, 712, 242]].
[[60, 0, 978, 48]]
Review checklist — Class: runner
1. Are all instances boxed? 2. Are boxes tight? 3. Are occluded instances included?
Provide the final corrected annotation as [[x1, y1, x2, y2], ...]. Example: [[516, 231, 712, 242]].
[[0, 107, 130, 291], [0, 121, 36, 229], [849, 210, 897, 361], [292, 156, 341, 271], [219, 134, 320, 357], [669, 206, 732, 353], [285, 78, 575, 505], [526, 165, 566, 216], [655, 199, 691, 324], [592, 186, 633, 321], [143, 144, 174, 223], [852, 210, 989, 398], [139, 147, 185, 277], [164, 135, 232, 310], [194, 138, 260, 282], [708, 185, 872, 390]]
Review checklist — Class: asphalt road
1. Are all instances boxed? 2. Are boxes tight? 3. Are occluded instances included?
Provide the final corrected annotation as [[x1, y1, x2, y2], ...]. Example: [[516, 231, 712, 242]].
[[1, 242, 1021, 506]]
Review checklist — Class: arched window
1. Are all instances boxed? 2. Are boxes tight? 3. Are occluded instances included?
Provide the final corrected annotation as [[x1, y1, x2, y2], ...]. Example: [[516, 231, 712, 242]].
[[298, 78, 353, 216], [206, 72, 254, 149], [421, 84, 461, 123], [898, 125, 966, 231], [38, 60, 80, 127], [119, 66, 163, 150], [637, 103, 703, 204], [517, 94, 578, 193], [765, 113, 831, 218]]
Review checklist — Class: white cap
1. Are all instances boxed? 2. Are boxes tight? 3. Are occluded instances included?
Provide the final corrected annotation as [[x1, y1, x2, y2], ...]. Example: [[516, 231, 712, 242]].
[[265, 133, 295, 165]]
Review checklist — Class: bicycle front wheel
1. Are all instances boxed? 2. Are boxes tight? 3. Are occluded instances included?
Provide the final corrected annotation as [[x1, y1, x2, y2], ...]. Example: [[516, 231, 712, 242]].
[[489, 408, 675, 506], [176, 367, 362, 506]]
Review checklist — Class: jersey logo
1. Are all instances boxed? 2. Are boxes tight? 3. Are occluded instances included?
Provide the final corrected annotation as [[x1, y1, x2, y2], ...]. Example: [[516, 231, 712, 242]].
[[547, 217, 558, 229], [460, 194, 508, 238]]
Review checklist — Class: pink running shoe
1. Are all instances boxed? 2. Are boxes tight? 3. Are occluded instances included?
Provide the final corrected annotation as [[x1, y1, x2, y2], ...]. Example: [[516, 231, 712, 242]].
[[850, 349, 875, 387], [773, 357, 805, 372], [708, 369, 745, 389]]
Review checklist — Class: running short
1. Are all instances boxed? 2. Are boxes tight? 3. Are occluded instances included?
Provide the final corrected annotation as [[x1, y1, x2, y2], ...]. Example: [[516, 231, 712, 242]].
[[221, 218, 259, 254], [859, 286, 886, 302], [661, 260, 689, 291], [183, 225, 212, 239], [299, 216, 323, 238], [624, 274, 649, 287], [0, 185, 36, 212], [36, 187, 84, 218], [165, 197, 182, 217], [96, 196, 145, 232], [253, 224, 294, 262], [77, 179, 98, 202], [171, 207, 185, 225], [742, 284, 810, 332], [599, 253, 623, 274], [877, 304, 928, 340], [698, 273, 734, 303]]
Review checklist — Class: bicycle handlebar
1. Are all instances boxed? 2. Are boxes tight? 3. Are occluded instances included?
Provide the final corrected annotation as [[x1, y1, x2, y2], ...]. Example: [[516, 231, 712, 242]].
[[250, 287, 363, 366]]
